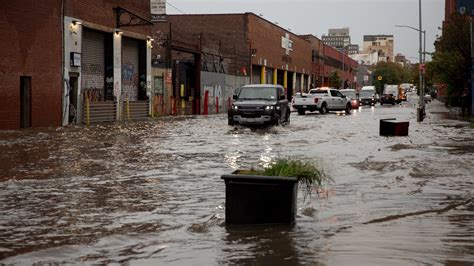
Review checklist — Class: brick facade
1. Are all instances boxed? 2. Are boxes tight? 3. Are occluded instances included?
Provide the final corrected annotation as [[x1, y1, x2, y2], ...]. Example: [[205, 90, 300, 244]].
[[0, 0, 152, 129], [247, 13, 312, 76], [157, 13, 357, 93], [157, 14, 251, 76], [65, 0, 151, 36], [0, 0, 63, 129]]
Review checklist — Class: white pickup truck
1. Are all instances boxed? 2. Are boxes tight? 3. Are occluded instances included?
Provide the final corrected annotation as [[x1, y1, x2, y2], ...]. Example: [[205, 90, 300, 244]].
[[293, 88, 352, 115]]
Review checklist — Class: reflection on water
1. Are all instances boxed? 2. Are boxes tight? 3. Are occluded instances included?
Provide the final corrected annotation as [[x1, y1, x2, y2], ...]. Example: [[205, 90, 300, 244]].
[[0, 101, 473, 264], [222, 225, 299, 265]]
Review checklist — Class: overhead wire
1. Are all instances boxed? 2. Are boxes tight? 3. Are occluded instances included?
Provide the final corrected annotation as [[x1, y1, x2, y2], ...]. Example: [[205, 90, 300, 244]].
[[167, 1, 186, 14]]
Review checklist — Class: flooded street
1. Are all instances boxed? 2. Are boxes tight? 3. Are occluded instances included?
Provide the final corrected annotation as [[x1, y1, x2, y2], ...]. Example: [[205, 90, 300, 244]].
[[1, 97, 473, 265]]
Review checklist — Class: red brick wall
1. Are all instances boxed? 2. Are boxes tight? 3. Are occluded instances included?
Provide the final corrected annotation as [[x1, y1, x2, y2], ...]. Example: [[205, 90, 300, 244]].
[[162, 14, 251, 75], [0, 0, 63, 129], [445, 0, 457, 19], [322, 44, 357, 87], [247, 13, 312, 74], [65, 0, 151, 36], [301, 34, 325, 86]]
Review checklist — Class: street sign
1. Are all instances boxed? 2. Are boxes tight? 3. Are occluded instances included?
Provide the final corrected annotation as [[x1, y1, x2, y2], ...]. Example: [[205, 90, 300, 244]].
[[377, 75, 382, 81], [419, 63, 426, 75]]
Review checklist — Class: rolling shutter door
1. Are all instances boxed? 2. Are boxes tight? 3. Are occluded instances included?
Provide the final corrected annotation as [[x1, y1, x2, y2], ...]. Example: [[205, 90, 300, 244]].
[[82, 29, 105, 101], [122, 38, 139, 101]]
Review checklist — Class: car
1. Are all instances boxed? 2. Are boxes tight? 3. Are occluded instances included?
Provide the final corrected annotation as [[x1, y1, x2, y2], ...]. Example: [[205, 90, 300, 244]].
[[380, 94, 396, 105], [424, 94, 432, 103], [228, 84, 290, 126], [340, 89, 360, 109]]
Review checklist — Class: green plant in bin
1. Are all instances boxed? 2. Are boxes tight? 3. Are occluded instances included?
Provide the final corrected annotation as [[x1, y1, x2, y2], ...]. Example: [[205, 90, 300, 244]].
[[236, 158, 331, 199]]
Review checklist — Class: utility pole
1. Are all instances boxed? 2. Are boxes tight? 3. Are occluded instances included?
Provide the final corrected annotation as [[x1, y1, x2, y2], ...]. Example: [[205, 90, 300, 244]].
[[418, 0, 424, 122], [341, 47, 345, 89], [470, 17, 473, 116]]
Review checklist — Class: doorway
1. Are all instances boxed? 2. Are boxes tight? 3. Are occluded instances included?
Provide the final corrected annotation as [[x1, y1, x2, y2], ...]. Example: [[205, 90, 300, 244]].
[[69, 73, 79, 124], [20, 76, 31, 128]]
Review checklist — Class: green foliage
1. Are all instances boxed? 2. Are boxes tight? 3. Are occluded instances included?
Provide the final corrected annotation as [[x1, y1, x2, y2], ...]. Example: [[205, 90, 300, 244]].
[[371, 62, 405, 94], [238, 158, 331, 200], [328, 71, 342, 88], [431, 13, 471, 105]]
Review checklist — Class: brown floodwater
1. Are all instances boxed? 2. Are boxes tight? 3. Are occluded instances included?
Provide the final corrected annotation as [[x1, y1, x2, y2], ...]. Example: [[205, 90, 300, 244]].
[[0, 98, 473, 265]]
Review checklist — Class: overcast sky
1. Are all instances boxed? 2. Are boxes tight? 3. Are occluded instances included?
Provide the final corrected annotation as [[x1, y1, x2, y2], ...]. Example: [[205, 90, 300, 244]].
[[166, 0, 445, 62]]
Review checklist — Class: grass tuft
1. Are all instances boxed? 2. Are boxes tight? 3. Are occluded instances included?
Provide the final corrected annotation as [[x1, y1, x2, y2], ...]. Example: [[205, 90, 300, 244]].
[[237, 158, 331, 200]]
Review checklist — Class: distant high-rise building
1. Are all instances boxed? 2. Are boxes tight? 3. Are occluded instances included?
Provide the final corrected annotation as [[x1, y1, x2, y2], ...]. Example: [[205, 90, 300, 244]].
[[322, 27, 351, 51], [347, 44, 359, 55], [322, 27, 361, 58], [363, 35, 394, 62]]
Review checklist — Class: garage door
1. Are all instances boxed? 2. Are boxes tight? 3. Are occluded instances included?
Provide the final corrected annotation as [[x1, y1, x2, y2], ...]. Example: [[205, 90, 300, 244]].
[[82, 29, 105, 101], [122, 37, 139, 101]]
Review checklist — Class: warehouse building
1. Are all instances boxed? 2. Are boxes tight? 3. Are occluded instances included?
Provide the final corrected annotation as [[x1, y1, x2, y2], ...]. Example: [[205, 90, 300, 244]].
[[0, 0, 153, 129]]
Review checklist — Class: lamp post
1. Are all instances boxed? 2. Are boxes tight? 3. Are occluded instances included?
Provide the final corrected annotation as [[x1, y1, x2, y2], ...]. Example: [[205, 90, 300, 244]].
[[395, 11, 425, 121], [341, 46, 345, 89]]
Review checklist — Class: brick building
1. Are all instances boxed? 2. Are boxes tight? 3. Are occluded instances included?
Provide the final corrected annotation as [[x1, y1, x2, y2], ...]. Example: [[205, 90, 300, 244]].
[[152, 13, 356, 115], [0, 0, 153, 130]]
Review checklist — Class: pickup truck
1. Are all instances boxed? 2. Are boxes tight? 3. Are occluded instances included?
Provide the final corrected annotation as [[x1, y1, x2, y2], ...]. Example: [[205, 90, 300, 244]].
[[293, 88, 352, 115]]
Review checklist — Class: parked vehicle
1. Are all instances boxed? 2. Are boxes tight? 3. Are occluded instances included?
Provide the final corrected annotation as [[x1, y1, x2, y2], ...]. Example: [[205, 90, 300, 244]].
[[359, 86, 376, 106], [384, 84, 402, 104], [424, 94, 432, 103], [399, 83, 412, 101], [293, 87, 352, 115], [380, 94, 396, 105], [228, 84, 290, 126], [340, 89, 360, 109]]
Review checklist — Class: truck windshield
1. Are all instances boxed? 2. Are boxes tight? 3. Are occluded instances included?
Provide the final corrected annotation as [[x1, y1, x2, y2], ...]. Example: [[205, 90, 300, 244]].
[[342, 91, 357, 99], [238, 87, 277, 100], [360, 91, 374, 98]]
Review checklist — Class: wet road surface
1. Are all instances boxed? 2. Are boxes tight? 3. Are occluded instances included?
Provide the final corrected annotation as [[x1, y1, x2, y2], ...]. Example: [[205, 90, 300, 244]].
[[0, 97, 473, 265]]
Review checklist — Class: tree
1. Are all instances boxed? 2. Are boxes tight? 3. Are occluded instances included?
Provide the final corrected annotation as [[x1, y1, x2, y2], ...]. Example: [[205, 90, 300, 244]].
[[371, 62, 405, 94], [431, 13, 471, 106], [328, 71, 342, 88]]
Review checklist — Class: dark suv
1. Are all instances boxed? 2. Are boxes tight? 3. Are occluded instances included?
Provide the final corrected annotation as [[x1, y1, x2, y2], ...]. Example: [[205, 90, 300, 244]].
[[228, 85, 290, 126]]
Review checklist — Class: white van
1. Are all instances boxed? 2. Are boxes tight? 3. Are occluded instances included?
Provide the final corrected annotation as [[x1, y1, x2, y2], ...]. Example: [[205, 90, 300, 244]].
[[360, 86, 376, 105]]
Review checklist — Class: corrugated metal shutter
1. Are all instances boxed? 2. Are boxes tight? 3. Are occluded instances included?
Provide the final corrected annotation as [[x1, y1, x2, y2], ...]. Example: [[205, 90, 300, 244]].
[[82, 29, 105, 101], [122, 38, 139, 101]]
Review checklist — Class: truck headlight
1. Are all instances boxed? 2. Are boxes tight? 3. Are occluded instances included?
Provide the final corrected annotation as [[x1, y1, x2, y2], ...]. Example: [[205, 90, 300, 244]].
[[232, 105, 239, 110], [265, 106, 274, 110]]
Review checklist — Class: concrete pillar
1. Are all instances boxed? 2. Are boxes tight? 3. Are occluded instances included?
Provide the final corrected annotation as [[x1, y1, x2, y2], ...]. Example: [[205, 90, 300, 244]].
[[300, 74, 304, 92], [293, 72, 297, 95], [273, 68, 277, 85], [146, 39, 152, 116], [283, 70, 287, 89], [260, 66, 266, 84], [113, 31, 122, 121]]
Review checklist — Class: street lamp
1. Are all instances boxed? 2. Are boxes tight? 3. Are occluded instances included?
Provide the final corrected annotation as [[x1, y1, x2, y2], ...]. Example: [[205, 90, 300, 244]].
[[395, 1, 425, 122]]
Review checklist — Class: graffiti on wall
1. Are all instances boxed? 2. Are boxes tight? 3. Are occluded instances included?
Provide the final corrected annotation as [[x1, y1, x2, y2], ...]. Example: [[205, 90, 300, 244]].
[[203, 84, 222, 106], [82, 63, 104, 101], [122, 62, 138, 101]]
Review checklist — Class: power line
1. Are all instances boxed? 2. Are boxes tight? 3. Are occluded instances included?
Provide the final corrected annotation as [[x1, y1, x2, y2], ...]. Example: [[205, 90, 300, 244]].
[[167, 1, 186, 14]]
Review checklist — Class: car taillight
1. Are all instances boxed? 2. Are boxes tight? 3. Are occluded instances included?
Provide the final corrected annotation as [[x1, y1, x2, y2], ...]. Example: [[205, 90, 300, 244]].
[[314, 98, 319, 104]]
